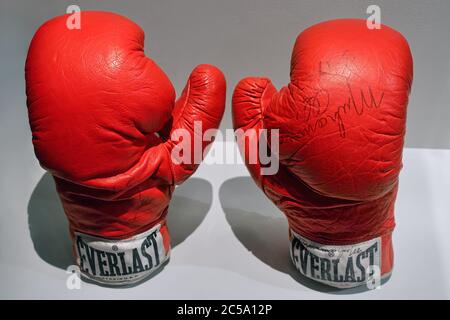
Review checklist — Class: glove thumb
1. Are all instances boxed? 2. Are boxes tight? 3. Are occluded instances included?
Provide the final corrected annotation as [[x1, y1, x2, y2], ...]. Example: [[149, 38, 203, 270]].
[[164, 64, 226, 184], [232, 77, 278, 186]]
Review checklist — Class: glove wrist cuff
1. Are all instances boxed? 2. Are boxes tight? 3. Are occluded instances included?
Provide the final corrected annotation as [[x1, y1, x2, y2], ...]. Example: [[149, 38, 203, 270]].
[[75, 223, 170, 286], [289, 230, 392, 289]]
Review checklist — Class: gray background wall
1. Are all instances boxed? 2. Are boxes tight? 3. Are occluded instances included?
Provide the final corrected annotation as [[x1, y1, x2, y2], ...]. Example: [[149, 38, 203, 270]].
[[1, 0, 449, 154]]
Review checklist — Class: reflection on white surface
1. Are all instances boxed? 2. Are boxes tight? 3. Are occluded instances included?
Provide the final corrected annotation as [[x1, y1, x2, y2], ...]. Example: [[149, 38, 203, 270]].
[[0, 145, 449, 299]]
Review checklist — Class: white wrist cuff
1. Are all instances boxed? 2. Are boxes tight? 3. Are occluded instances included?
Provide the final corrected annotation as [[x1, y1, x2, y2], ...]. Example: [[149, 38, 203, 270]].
[[75, 223, 169, 285], [290, 231, 382, 288]]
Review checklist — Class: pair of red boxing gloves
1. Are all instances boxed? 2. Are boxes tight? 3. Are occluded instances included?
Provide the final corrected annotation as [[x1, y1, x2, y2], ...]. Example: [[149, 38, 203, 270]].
[[26, 11, 413, 288]]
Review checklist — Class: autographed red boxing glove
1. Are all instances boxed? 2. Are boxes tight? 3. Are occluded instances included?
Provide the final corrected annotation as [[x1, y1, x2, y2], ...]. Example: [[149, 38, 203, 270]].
[[26, 11, 226, 285], [233, 19, 413, 288]]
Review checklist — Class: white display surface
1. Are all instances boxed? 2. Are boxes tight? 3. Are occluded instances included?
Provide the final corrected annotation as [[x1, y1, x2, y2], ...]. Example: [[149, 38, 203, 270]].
[[1, 143, 449, 299]]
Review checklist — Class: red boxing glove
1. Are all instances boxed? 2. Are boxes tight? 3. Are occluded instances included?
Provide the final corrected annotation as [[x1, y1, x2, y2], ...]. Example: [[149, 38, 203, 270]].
[[26, 11, 226, 285], [233, 19, 413, 288]]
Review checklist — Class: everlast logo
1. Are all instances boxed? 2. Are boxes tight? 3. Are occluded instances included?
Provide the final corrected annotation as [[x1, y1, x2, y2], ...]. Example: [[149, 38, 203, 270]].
[[291, 236, 379, 285], [76, 230, 162, 278]]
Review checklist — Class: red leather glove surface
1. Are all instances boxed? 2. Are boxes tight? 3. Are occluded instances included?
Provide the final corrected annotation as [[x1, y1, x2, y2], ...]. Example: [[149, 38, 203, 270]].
[[26, 11, 226, 285], [233, 19, 413, 288]]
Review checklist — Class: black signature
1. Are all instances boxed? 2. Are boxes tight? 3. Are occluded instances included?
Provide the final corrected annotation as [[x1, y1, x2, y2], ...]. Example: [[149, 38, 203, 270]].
[[295, 59, 384, 138]]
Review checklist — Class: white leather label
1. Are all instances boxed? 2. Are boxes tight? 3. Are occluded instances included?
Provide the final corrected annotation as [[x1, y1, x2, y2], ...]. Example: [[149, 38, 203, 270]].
[[75, 224, 169, 285], [290, 231, 381, 288]]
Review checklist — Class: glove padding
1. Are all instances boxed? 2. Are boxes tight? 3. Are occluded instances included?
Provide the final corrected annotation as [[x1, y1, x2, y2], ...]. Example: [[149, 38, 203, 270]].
[[232, 19, 412, 288], [26, 11, 226, 285]]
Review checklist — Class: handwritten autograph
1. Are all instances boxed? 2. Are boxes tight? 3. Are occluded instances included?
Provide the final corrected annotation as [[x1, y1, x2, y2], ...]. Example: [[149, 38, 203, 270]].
[[295, 61, 385, 139]]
